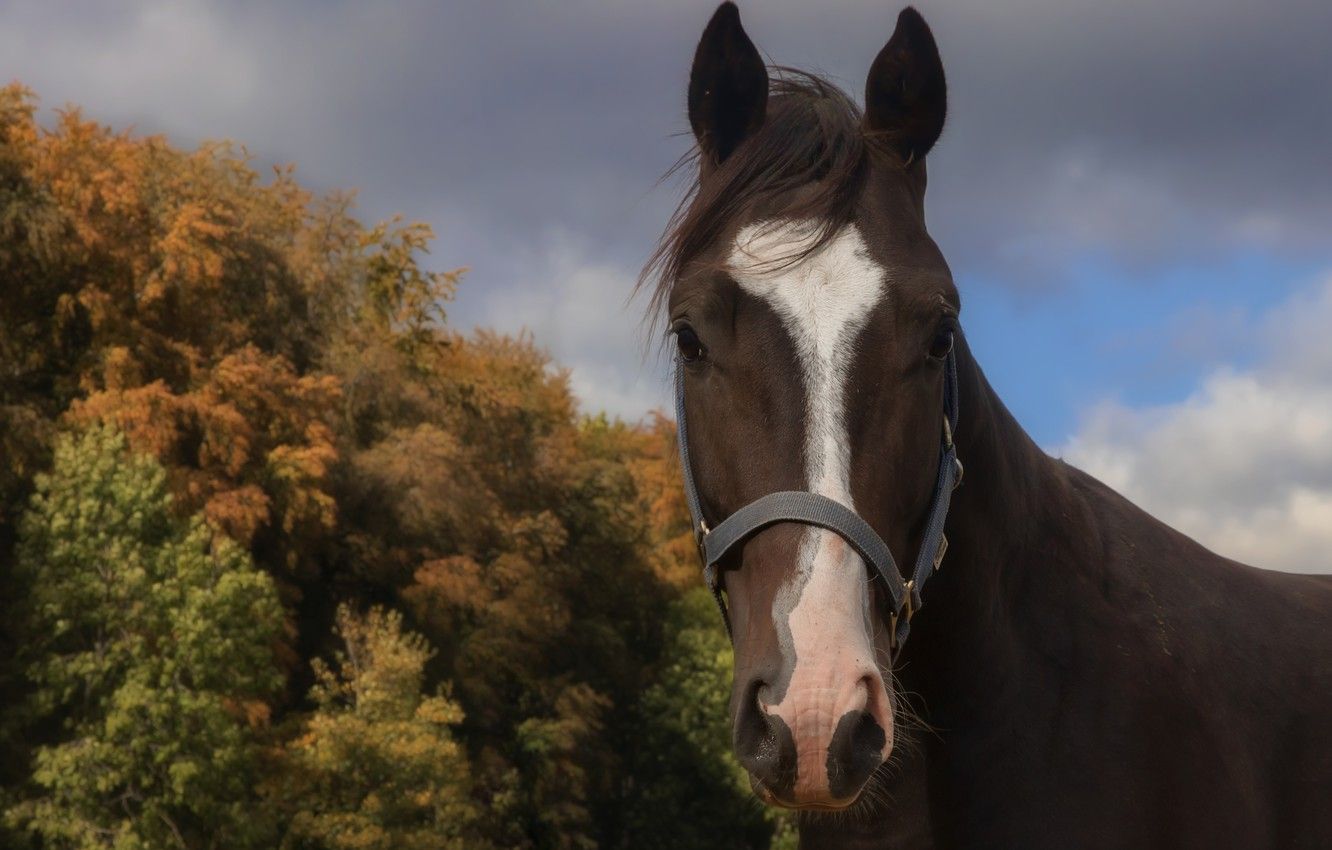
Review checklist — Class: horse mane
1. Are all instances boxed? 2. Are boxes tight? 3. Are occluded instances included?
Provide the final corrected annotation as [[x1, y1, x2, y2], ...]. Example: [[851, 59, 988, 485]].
[[640, 68, 875, 329]]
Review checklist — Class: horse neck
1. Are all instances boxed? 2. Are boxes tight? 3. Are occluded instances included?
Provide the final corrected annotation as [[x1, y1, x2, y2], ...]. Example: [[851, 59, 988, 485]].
[[898, 341, 1100, 705]]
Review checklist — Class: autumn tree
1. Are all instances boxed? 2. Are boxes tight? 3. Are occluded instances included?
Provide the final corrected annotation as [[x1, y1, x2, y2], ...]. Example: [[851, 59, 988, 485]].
[[5, 425, 284, 849], [0, 82, 780, 850], [0, 83, 462, 701]]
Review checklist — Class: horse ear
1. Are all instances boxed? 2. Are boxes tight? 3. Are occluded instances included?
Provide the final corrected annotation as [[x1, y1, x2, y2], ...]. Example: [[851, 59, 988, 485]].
[[865, 7, 947, 164], [689, 3, 768, 165]]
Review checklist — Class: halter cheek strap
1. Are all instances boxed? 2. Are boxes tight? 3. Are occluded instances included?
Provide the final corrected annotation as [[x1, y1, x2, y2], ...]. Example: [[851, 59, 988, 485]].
[[674, 346, 962, 657]]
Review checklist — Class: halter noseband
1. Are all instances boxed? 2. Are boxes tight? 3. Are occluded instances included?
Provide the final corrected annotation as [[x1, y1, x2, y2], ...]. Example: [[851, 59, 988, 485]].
[[673, 343, 962, 657]]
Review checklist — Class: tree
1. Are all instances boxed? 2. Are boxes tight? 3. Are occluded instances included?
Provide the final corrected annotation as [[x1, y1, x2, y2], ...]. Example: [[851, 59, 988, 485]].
[[0, 80, 457, 700], [622, 587, 793, 850], [268, 605, 485, 850], [5, 425, 284, 849], [0, 82, 784, 849], [66, 346, 343, 586], [0, 82, 458, 588]]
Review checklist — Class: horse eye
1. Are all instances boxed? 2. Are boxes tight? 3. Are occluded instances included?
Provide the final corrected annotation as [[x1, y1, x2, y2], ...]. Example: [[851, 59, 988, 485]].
[[676, 325, 706, 362], [928, 328, 954, 360]]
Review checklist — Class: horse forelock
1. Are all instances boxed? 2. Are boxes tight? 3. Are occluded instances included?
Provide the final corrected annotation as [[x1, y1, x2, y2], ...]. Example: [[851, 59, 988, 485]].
[[640, 68, 881, 337]]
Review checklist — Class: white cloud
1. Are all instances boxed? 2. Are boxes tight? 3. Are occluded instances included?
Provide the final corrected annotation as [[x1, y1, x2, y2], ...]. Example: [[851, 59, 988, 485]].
[[473, 233, 669, 422], [1061, 272, 1332, 573]]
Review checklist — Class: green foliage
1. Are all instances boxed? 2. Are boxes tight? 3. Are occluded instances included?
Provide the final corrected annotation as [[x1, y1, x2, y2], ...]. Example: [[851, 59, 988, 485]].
[[5, 425, 284, 849], [269, 605, 484, 850], [623, 587, 794, 850]]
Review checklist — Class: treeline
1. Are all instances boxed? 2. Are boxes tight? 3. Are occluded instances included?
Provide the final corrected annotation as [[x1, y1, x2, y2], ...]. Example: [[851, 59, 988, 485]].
[[0, 85, 790, 850]]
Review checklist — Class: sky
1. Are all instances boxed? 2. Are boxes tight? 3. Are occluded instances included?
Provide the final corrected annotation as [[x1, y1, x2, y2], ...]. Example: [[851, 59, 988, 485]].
[[4, 0, 1331, 571]]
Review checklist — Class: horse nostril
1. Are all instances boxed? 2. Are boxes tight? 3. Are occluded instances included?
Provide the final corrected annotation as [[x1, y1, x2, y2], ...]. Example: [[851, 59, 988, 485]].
[[734, 678, 769, 745], [733, 678, 796, 799], [826, 709, 888, 801], [751, 678, 771, 713]]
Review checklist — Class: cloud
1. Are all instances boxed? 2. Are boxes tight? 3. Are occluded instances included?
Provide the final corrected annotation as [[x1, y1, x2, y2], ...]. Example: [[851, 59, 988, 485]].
[[471, 233, 670, 422], [8, 0, 1328, 278], [0, 2, 259, 124], [1061, 272, 1332, 573]]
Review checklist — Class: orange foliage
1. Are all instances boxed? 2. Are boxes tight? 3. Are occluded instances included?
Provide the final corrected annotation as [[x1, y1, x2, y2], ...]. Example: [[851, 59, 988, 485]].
[[67, 346, 340, 572], [624, 413, 700, 590]]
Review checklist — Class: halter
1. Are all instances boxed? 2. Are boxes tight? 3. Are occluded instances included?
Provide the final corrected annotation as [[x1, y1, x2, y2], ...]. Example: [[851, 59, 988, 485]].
[[674, 342, 962, 657]]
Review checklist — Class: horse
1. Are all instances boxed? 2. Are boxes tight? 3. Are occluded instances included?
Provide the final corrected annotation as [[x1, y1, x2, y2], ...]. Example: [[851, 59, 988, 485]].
[[644, 4, 1332, 848]]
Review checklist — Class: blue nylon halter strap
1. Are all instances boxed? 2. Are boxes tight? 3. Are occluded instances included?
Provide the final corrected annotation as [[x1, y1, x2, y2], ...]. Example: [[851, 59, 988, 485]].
[[673, 345, 962, 658]]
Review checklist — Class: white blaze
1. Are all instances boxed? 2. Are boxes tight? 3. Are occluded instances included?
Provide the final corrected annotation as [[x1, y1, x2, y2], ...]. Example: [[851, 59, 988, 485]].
[[729, 221, 885, 505], [728, 220, 891, 795]]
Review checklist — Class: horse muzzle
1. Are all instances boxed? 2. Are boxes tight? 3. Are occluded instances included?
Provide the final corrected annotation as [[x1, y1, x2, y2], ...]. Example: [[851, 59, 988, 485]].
[[734, 664, 893, 808]]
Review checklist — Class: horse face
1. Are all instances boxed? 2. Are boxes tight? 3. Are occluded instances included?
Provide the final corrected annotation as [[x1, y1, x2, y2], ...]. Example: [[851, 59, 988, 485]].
[[661, 3, 955, 811]]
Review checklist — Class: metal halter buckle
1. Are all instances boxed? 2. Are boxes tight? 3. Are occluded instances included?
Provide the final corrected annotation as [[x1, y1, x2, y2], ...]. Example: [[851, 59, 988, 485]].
[[889, 579, 918, 650]]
